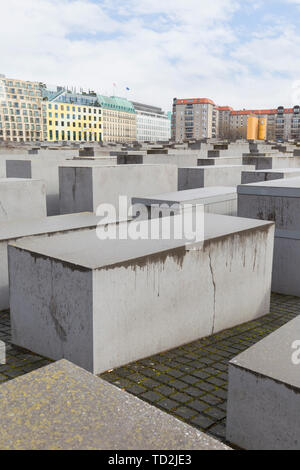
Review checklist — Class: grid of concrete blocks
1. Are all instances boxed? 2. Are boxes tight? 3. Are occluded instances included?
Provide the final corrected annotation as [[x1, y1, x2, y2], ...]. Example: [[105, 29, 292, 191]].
[[1, 138, 300, 449]]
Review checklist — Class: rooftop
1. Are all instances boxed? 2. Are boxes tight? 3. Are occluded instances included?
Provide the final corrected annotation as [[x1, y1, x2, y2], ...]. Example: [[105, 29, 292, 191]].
[[96, 95, 136, 114]]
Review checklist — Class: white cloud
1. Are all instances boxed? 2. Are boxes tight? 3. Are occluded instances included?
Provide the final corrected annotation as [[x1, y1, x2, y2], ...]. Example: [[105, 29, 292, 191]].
[[0, 0, 299, 110]]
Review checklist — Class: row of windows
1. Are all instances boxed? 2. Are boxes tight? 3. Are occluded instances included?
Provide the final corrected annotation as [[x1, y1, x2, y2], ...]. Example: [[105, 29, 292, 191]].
[[49, 130, 102, 141], [48, 103, 101, 114], [0, 102, 40, 111], [48, 112, 100, 121], [2, 80, 40, 89], [48, 121, 101, 129], [0, 130, 41, 137], [0, 122, 41, 130]]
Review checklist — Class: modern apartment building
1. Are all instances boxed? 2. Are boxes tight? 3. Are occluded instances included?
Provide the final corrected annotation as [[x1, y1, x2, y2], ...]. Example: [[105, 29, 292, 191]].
[[172, 95, 300, 142], [132, 101, 171, 142], [228, 106, 300, 141], [97, 95, 136, 143], [0, 74, 46, 143], [172, 98, 218, 141], [217, 106, 233, 139]]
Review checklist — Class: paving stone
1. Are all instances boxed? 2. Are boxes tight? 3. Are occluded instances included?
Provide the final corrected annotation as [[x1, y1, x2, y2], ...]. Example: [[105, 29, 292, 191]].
[[154, 385, 174, 396], [201, 394, 223, 406], [213, 389, 227, 400], [140, 391, 162, 402], [158, 398, 178, 411], [180, 375, 200, 385], [191, 370, 210, 380], [188, 400, 210, 413], [170, 392, 191, 404], [176, 406, 197, 420], [209, 424, 227, 440], [191, 415, 215, 430], [184, 386, 205, 398], [197, 382, 216, 393], [124, 384, 146, 395], [142, 378, 162, 389], [206, 377, 226, 387], [167, 369, 184, 378], [169, 379, 188, 390], [205, 407, 227, 421]]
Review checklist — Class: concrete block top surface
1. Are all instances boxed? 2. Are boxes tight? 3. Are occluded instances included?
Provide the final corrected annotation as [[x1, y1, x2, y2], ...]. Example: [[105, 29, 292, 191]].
[[132, 187, 237, 205], [247, 168, 300, 175], [59, 163, 170, 169], [230, 316, 300, 389], [10, 213, 274, 270], [0, 212, 114, 242], [183, 165, 248, 170], [0, 360, 229, 450], [238, 176, 300, 196], [0, 177, 40, 184]]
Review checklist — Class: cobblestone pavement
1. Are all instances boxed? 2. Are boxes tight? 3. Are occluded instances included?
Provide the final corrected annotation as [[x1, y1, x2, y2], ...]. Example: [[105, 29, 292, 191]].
[[0, 293, 299, 444]]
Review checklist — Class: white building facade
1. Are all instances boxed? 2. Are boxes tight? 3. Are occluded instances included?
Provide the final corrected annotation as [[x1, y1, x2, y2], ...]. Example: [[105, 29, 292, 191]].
[[132, 102, 171, 142]]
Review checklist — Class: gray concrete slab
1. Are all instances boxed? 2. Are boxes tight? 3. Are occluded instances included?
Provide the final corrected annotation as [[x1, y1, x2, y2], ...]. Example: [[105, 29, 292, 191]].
[[198, 157, 243, 166], [238, 176, 300, 296], [227, 316, 300, 450], [143, 154, 199, 167], [6, 158, 69, 216], [9, 214, 274, 374], [241, 168, 300, 184], [0, 178, 46, 222], [178, 165, 255, 190], [59, 164, 178, 215], [0, 359, 229, 450], [132, 187, 237, 217], [0, 213, 124, 311], [243, 155, 300, 170]]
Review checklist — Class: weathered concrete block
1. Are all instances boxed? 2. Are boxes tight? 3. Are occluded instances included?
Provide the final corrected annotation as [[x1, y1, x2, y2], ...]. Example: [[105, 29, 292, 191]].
[[241, 168, 300, 184], [178, 165, 255, 190], [208, 150, 221, 158], [9, 214, 274, 374], [243, 155, 300, 170], [79, 147, 95, 157], [132, 187, 237, 217], [0, 178, 46, 222], [227, 316, 300, 450], [59, 164, 177, 215], [0, 360, 229, 450], [0, 159, 6, 178], [0, 213, 110, 311], [238, 177, 300, 296], [147, 148, 168, 154], [117, 155, 143, 165], [6, 158, 68, 216], [144, 154, 199, 167], [198, 157, 243, 166]]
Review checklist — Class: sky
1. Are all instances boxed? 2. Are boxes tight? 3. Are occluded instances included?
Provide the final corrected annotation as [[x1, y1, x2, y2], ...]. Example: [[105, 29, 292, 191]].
[[1, 0, 300, 112]]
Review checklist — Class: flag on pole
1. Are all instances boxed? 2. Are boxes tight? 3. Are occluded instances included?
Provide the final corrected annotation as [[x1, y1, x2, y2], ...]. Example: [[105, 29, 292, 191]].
[[126, 87, 130, 91]]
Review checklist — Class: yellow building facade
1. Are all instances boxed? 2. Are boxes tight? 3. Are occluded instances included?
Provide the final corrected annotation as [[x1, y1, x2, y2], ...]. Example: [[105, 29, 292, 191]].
[[46, 102, 102, 142]]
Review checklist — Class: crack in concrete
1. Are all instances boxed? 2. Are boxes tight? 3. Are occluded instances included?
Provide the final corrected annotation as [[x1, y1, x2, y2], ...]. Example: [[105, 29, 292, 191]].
[[0, 201, 7, 217], [208, 248, 216, 335]]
